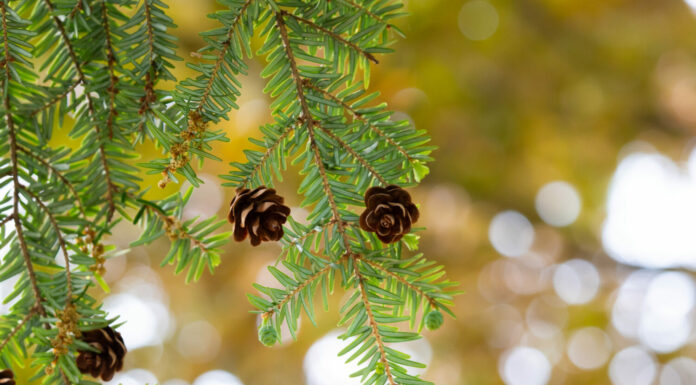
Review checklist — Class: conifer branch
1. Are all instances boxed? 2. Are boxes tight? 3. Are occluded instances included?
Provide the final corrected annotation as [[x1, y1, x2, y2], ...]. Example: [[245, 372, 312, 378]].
[[29, 80, 80, 117], [101, 1, 118, 139], [281, 10, 379, 64], [316, 123, 388, 184], [0, 213, 13, 227], [0, 307, 37, 352], [303, 80, 415, 163], [2, 1, 46, 320], [353, 255, 397, 385], [358, 257, 437, 308], [20, 186, 73, 303], [338, 0, 391, 26], [17, 144, 87, 219], [239, 121, 296, 189], [262, 263, 333, 318]]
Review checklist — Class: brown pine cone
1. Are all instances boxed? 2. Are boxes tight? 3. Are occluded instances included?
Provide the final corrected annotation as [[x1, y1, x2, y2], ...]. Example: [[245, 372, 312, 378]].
[[228, 186, 291, 246], [359, 185, 419, 243], [0, 369, 15, 385], [76, 326, 126, 381]]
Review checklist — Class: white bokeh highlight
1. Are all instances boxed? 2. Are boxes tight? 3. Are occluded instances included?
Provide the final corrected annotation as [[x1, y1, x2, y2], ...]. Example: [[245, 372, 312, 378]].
[[553, 259, 600, 305], [102, 292, 171, 350], [603, 149, 696, 270], [489, 211, 535, 258], [609, 346, 657, 385], [104, 369, 158, 385], [535, 181, 582, 227], [499, 346, 551, 385], [660, 357, 696, 385], [566, 327, 612, 370], [193, 370, 244, 385]]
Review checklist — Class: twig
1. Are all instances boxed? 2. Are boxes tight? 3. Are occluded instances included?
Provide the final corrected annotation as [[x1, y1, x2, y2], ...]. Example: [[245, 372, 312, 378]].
[[101, 1, 118, 139], [20, 186, 73, 304], [17, 144, 87, 219], [0, 213, 14, 227], [2, 2, 48, 321], [281, 11, 378, 64], [337, 0, 390, 26], [29, 80, 80, 117], [262, 263, 333, 318], [359, 257, 438, 308], [42, 0, 116, 222], [0, 307, 37, 352], [303, 80, 414, 163], [240, 121, 297, 189], [276, 12, 396, 385], [316, 124, 387, 184]]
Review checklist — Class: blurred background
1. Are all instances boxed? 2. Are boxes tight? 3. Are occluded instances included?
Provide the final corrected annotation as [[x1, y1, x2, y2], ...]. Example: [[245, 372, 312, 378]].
[[7, 0, 696, 384]]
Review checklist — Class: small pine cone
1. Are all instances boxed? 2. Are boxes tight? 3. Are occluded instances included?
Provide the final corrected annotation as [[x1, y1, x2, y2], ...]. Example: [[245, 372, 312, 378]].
[[0, 369, 15, 385], [76, 327, 126, 381], [258, 325, 278, 347], [359, 185, 419, 244], [424, 310, 444, 330], [228, 187, 291, 246]]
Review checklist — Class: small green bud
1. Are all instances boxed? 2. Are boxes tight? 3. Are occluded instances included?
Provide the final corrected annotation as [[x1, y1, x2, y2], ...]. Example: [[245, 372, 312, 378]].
[[424, 310, 444, 330], [258, 325, 278, 347], [375, 362, 384, 375]]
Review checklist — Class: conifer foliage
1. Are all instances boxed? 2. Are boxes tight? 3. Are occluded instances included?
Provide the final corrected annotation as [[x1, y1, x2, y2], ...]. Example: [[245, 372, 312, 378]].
[[0, 0, 457, 384]]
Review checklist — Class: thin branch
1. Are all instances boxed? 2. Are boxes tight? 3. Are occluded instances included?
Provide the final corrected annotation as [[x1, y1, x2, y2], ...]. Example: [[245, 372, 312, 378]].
[[276, 13, 396, 385], [17, 144, 87, 219], [337, 0, 390, 26], [2, 2, 48, 321], [281, 11, 378, 64], [195, 0, 253, 114], [358, 257, 437, 308], [240, 121, 296, 189], [353, 255, 397, 385], [0, 213, 14, 228], [275, 12, 351, 252], [316, 123, 387, 184], [136, 0, 157, 134], [0, 307, 37, 352], [20, 186, 73, 304], [262, 263, 332, 318], [124, 191, 208, 252], [29, 80, 80, 117], [101, 1, 118, 139], [42, 0, 116, 222], [303, 80, 414, 162], [283, 218, 339, 249]]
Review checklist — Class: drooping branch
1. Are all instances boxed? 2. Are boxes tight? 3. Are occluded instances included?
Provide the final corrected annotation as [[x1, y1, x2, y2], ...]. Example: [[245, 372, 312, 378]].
[[0, 307, 37, 352], [262, 263, 332, 319], [316, 123, 387, 184], [2, 1, 47, 320], [358, 257, 438, 308], [281, 10, 379, 64], [239, 121, 296, 189]]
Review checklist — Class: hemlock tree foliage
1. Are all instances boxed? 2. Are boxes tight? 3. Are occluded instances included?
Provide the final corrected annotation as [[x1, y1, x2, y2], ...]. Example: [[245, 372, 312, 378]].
[[0, 0, 458, 384]]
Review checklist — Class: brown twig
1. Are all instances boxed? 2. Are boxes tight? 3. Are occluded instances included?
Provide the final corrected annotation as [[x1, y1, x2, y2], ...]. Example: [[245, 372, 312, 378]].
[[240, 121, 297, 189], [20, 186, 73, 304], [29, 80, 80, 117], [2, 2, 48, 321], [0, 213, 14, 228], [42, 0, 116, 222], [276, 12, 396, 385], [262, 263, 333, 319], [359, 257, 438, 308], [303, 80, 414, 163], [0, 307, 37, 352], [316, 124, 387, 184], [101, 1, 118, 139], [281, 11, 378, 64]]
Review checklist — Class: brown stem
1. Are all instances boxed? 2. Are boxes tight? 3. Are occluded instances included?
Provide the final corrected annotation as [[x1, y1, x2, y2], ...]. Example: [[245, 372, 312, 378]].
[[240, 121, 297, 189], [353, 256, 397, 385], [17, 144, 87, 219], [29, 80, 80, 117], [20, 186, 73, 304], [2, 2, 48, 321], [281, 11, 378, 64], [338, 0, 390, 26], [196, 0, 253, 114], [358, 256, 437, 308], [0, 307, 37, 352], [262, 263, 332, 318], [0, 213, 14, 227], [276, 12, 395, 384], [303, 80, 414, 162], [316, 124, 387, 184], [101, 1, 118, 139], [42, 0, 116, 222]]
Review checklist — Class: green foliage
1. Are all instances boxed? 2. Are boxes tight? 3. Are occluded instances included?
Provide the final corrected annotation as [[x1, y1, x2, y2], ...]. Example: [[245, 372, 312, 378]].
[[0, 0, 456, 384]]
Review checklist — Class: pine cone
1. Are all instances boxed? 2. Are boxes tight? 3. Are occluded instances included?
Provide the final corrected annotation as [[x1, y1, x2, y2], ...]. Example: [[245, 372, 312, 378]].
[[0, 369, 15, 385], [228, 187, 291, 246], [76, 327, 126, 381], [359, 185, 419, 244]]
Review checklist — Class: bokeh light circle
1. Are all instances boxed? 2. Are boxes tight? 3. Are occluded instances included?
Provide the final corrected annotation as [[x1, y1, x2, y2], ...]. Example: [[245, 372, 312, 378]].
[[458, 1, 499, 41], [566, 327, 612, 370], [609, 346, 657, 385], [193, 370, 244, 385], [499, 346, 551, 385], [535, 181, 582, 227], [553, 259, 600, 305], [489, 211, 535, 257]]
